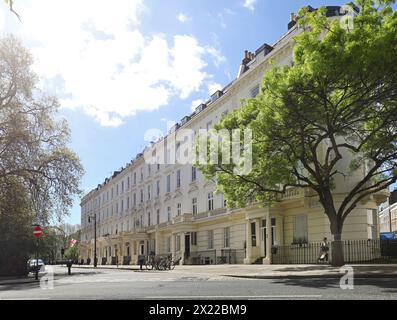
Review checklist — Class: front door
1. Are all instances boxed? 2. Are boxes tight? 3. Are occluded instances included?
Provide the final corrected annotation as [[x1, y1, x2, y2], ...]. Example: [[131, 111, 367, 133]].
[[139, 241, 145, 255], [185, 234, 190, 259]]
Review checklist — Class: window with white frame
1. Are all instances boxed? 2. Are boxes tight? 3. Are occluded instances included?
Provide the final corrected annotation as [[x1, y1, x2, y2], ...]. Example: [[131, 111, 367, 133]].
[[156, 209, 160, 225], [208, 192, 214, 211], [177, 203, 182, 216], [208, 230, 214, 249], [133, 193, 136, 206], [176, 169, 181, 188], [192, 197, 197, 215], [148, 212, 151, 226], [147, 185, 151, 200], [176, 142, 181, 161], [127, 197, 129, 210], [133, 172, 136, 185], [167, 206, 171, 221], [293, 214, 308, 244], [121, 199, 124, 212], [250, 84, 260, 98], [121, 181, 124, 193], [140, 189, 143, 203], [166, 175, 171, 193], [191, 232, 197, 246], [140, 167, 144, 181], [156, 180, 160, 196], [127, 176, 130, 190], [191, 166, 197, 181], [223, 227, 230, 248]]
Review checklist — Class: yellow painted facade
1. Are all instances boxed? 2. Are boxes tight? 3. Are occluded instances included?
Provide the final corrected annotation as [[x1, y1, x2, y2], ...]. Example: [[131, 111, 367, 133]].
[[80, 8, 389, 266]]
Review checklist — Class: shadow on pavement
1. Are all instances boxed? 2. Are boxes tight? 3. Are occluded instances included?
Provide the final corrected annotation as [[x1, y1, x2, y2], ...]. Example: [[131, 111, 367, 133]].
[[0, 280, 42, 292], [271, 277, 397, 292]]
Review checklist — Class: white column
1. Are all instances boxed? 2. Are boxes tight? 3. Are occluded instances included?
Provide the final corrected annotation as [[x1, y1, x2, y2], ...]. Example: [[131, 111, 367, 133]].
[[244, 220, 252, 264], [180, 232, 186, 265], [171, 234, 176, 259], [155, 231, 161, 255], [263, 212, 272, 264]]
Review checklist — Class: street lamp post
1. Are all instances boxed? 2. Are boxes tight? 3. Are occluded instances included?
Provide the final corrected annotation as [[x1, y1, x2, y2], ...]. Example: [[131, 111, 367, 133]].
[[88, 214, 97, 268]]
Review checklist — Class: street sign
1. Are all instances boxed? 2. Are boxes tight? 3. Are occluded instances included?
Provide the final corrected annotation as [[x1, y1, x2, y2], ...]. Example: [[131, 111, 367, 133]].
[[33, 225, 42, 238]]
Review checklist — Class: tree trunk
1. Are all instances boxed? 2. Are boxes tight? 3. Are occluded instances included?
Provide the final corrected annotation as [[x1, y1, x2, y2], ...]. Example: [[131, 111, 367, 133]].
[[329, 214, 345, 266], [321, 191, 345, 267], [330, 233, 344, 267]]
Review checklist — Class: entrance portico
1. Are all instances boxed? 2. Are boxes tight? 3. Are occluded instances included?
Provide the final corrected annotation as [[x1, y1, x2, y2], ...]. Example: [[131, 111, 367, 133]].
[[244, 206, 280, 264]]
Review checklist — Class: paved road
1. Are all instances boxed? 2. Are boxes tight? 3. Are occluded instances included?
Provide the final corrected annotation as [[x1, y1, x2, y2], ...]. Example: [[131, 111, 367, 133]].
[[0, 266, 396, 300]]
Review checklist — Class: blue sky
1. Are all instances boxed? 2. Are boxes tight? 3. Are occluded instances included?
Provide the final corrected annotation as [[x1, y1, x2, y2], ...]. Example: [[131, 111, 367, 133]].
[[2, 0, 369, 225]]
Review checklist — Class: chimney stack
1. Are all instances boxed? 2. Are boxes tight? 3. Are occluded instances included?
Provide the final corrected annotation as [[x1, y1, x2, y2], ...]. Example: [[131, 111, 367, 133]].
[[288, 12, 298, 29]]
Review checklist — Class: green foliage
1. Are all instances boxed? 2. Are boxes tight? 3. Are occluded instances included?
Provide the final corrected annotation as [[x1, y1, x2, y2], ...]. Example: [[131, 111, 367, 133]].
[[0, 36, 84, 274], [0, 35, 84, 224], [64, 246, 78, 261], [0, 179, 34, 276], [198, 0, 397, 231]]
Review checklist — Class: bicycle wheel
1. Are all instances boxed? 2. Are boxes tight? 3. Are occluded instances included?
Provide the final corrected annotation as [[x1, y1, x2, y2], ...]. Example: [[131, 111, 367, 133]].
[[159, 259, 168, 271], [146, 261, 153, 270]]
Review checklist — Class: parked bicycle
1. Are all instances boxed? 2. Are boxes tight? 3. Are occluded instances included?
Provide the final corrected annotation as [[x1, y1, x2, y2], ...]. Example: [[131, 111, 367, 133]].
[[164, 255, 182, 270], [146, 255, 181, 270], [145, 254, 160, 270]]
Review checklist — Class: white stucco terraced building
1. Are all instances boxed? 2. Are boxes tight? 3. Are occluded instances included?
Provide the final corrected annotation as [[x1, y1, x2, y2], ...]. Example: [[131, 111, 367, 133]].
[[80, 6, 388, 265]]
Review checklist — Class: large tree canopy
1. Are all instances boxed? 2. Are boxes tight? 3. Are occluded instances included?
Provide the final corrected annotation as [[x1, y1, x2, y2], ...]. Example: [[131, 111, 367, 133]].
[[198, 0, 397, 266], [0, 35, 84, 224]]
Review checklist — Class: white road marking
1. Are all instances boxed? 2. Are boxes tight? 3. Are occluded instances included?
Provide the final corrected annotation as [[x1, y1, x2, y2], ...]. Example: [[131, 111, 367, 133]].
[[1, 297, 50, 300], [145, 295, 323, 299]]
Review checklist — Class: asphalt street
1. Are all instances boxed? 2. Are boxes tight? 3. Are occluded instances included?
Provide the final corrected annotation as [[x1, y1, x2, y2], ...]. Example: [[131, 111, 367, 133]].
[[0, 266, 396, 300]]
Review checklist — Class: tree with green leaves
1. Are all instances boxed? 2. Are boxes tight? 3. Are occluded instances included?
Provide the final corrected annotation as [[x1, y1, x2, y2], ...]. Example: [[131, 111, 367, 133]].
[[0, 35, 84, 274], [0, 179, 34, 275], [198, 0, 397, 266], [64, 245, 79, 262], [0, 35, 84, 224]]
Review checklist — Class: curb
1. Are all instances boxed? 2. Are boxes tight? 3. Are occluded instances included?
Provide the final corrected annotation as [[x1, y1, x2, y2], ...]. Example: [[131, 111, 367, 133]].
[[223, 274, 397, 279], [71, 266, 140, 271], [0, 279, 38, 286]]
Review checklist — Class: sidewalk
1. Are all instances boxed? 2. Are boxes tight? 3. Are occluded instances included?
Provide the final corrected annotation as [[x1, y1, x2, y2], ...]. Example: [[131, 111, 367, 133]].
[[71, 263, 397, 279]]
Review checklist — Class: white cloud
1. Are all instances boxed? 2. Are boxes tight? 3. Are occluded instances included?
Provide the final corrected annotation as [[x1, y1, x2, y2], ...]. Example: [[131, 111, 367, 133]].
[[206, 47, 226, 68], [217, 8, 235, 29], [3, 0, 222, 127], [243, 0, 257, 11], [177, 13, 191, 23], [207, 82, 223, 96]]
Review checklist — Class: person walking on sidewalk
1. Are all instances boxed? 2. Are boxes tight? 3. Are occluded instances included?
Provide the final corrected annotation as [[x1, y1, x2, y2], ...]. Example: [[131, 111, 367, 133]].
[[318, 237, 329, 263]]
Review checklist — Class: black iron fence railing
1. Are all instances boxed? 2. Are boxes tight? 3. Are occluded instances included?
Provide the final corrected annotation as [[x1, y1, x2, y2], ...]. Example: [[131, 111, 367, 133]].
[[123, 256, 131, 265], [272, 242, 323, 264], [187, 249, 246, 265], [111, 256, 118, 265], [189, 250, 216, 265], [272, 239, 397, 264]]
